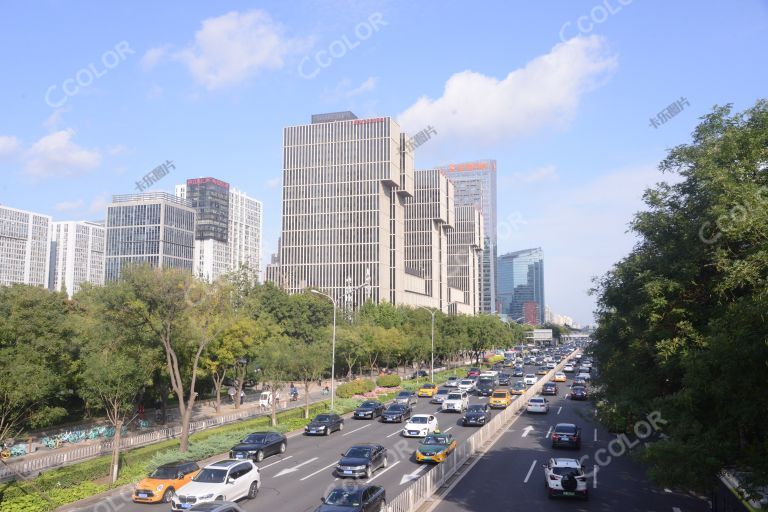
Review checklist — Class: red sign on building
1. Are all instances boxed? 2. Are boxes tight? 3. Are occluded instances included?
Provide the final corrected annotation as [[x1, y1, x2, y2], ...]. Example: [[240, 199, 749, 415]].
[[187, 177, 230, 189]]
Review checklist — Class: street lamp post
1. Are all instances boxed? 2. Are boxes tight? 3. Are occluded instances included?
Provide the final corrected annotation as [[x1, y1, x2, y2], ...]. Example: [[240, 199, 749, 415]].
[[418, 301, 460, 384], [311, 289, 337, 411]]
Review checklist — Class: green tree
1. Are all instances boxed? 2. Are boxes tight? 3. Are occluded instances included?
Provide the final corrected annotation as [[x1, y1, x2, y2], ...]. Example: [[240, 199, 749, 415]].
[[203, 317, 259, 412], [592, 101, 768, 495], [288, 340, 330, 418], [251, 317, 291, 425]]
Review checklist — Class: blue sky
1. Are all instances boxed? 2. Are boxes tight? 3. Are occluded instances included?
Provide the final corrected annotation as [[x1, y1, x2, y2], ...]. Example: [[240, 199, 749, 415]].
[[1, 0, 766, 325]]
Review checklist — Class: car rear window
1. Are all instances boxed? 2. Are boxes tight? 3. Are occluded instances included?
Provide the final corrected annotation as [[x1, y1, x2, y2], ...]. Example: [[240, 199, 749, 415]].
[[530, 398, 544, 404], [555, 425, 577, 434], [492, 392, 507, 398]]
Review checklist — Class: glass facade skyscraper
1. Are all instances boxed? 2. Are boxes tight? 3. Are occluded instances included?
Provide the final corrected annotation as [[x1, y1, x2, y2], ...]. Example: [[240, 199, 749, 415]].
[[497, 247, 545, 325]]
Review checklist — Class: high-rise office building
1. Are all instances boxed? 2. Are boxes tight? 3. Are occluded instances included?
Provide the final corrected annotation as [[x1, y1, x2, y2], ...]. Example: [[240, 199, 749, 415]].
[[497, 247, 545, 325], [0, 205, 52, 287], [105, 192, 196, 281], [176, 179, 263, 282], [439, 160, 497, 313], [49, 221, 105, 296], [403, 168, 454, 311], [447, 204, 484, 314], [279, 111, 416, 308]]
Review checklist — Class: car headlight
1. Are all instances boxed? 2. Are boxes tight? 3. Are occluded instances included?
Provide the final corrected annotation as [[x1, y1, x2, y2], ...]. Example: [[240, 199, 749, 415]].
[[156, 484, 165, 491], [200, 493, 215, 500]]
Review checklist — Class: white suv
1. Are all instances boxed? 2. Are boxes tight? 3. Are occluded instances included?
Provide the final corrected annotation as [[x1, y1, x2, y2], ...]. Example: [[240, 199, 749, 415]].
[[457, 379, 476, 393], [523, 374, 537, 386], [441, 391, 469, 413], [172, 460, 260, 510], [543, 458, 588, 499]]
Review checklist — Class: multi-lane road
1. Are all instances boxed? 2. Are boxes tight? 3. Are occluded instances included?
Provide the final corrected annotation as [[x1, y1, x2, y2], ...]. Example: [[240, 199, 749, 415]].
[[75, 358, 708, 512]]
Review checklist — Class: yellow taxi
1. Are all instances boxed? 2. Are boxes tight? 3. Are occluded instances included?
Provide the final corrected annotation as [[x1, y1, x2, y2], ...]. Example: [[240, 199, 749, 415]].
[[511, 381, 527, 395], [489, 389, 512, 409], [418, 383, 438, 397], [133, 461, 199, 503], [554, 372, 567, 382], [415, 432, 457, 463]]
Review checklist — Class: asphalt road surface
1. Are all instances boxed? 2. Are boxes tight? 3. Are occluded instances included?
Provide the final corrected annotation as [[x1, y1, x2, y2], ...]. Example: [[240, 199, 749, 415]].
[[427, 372, 709, 512]]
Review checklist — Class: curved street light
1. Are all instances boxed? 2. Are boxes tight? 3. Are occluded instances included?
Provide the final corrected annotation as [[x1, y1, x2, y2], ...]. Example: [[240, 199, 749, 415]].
[[417, 301, 460, 383]]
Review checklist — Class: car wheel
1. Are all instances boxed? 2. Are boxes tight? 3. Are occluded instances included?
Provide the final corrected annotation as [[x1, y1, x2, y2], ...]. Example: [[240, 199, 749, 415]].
[[325, 426, 331, 436], [279, 442, 286, 454], [255, 450, 264, 462], [365, 466, 372, 479], [248, 480, 259, 499], [162, 488, 175, 503]]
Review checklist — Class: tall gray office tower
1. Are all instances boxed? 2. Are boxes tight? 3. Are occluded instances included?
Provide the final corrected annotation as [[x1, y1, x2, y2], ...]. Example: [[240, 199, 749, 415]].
[[49, 220, 105, 296], [497, 247, 545, 325], [0, 205, 52, 287], [279, 111, 419, 308], [105, 192, 196, 281], [440, 160, 497, 313]]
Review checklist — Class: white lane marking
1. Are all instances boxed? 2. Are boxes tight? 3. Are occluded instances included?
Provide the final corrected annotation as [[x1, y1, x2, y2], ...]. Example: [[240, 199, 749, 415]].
[[342, 424, 371, 436], [299, 461, 338, 481], [523, 459, 537, 483], [367, 460, 401, 483], [673, 508, 682, 512], [545, 426, 552, 439], [386, 428, 402, 438], [399, 464, 429, 485], [557, 406, 562, 415], [594, 428, 598, 442], [593, 465, 599, 488], [275, 457, 318, 477], [260, 455, 293, 470], [443, 426, 453, 432], [521, 426, 534, 438]]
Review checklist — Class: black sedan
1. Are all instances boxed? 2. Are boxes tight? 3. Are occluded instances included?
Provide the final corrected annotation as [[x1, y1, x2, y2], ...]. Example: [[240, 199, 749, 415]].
[[462, 404, 490, 426], [336, 444, 388, 479], [353, 400, 385, 420], [512, 367, 524, 377], [542, 382, 558, 395], [381, 403, 412, 423], [475, 382, 494, 397], [229, 431, 287, 462], [498, 373, 511, 386], [570, 386, 588, 400], [305, 413, 344, 436], [551, 423, 582, 449], [316, 484, 385, 512]]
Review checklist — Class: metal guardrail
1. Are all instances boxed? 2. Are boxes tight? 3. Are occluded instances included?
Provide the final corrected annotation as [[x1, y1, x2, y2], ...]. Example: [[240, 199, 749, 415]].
[[385, 352, 577, 512]]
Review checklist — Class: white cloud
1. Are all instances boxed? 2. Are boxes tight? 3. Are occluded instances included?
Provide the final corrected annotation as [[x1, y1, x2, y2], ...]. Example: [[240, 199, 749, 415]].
[[141, 46, 169, 71], [152, 9, 311, 90], [55, 199, 84, 212], [0, 136, 20, 157], [107, 144, 129, 157], [397, 35, 617, 145], [346, 76, 377, 97], [23, 129, 101, 178]]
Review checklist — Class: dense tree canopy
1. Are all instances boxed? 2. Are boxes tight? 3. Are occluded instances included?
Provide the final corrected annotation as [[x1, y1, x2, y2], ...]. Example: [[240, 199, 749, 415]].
[[591, 101, 768, 495]]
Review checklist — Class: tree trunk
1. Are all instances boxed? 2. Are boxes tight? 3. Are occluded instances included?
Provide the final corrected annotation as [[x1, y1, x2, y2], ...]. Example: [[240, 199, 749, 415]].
[[179, 406, 193, 452], [110, 419, 123, 483], [212, 376, 223, 414]]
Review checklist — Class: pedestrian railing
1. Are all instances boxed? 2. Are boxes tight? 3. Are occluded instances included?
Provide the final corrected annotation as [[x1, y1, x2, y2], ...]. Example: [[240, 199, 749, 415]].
[[385, 352, 577, 512]]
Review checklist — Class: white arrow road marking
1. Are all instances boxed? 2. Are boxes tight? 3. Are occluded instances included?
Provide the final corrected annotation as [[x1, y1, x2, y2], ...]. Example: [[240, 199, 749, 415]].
[[544, 426, 552, 438], [521, 426, 534, 438], [275, 457, 318, 477], [523, 459, 537, 483], [400, 464, 429, 485], [342, 424, 371, 436], [443, 426, 453, 432], [386, 429, 402, 438], [557, 406, 562, 415], [367, 460, 400, 483], [300, 461, 338, 481], [260, 455, 293, 470]]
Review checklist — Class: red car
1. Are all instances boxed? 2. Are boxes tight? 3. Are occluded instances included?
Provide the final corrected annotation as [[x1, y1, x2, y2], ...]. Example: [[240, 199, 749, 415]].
[[466, 368, 481, 378]]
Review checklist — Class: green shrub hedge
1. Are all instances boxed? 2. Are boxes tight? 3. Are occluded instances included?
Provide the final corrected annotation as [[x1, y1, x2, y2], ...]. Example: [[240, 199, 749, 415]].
[[335, 379, 375, 398], [376, 375, 401, 387]]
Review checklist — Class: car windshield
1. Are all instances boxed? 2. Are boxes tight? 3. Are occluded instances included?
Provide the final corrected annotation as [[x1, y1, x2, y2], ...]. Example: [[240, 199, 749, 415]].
[[360, 401, 378, 408], [387, 405, 405, 412], [324, 489, 362, 506], [410, 416, 428, 424], [492, 392, 507, 398], [149, 466, 181, 479], [422, 435, 447, 445], [344, 447, 371, 458], [436, 389, 449, 394], [467, 405, 485, 412], [243, 434, 267, 444], [526, 374, 535, 378], [193, 468, 227, 483], [555, 425, 577, 434], [448, 376, 457, 380], [315, 415, 332, 423], [460, 380, 473, 385], [447, 393, 462, 400], [397, 392, 410, 397], [552, 466, 582, 476]]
